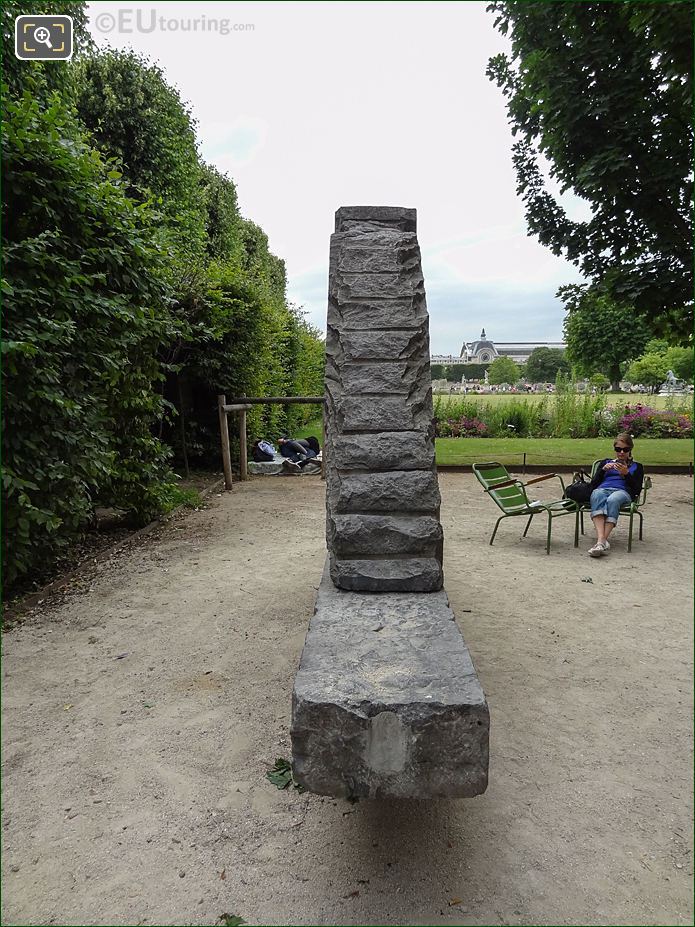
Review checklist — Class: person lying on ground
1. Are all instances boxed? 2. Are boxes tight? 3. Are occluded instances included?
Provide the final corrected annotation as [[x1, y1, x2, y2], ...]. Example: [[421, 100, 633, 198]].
[[278, 437, 321, 471], [587, 432, 644, 558]]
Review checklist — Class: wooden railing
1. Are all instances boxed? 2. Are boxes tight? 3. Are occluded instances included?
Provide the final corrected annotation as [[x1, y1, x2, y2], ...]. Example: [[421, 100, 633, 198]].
[[217, 394, 325, 490]]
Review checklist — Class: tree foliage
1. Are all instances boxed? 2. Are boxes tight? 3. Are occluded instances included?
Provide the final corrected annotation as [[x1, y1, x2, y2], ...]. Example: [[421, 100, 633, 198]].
[[487, 1, 693, 340], [525, 347, 569, 383], [1, 0, 93, 101], [75, 49, 207, 269], [2, 92, 178, 586], [560, 284, 650, 390], [487, 356, 520, 385], [625, 354, 670, 392], [3, 16, 325, 592], [627, 340, 693, 388]]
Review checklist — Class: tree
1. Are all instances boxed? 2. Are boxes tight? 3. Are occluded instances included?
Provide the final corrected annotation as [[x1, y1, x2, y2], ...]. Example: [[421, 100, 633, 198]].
[[588, 373, 610, 392], [525, 347, 569, 383], [626, 354, 669, 393], [2, 92, 178, 587], [488, 356, 520, 385], [663, 346, 693, 383], [487, 2, 693, 340], [1, 0, 93, 101], [627, 341, 693, 385], [75, 50, 206, 268], [560, 284, 650, 391]]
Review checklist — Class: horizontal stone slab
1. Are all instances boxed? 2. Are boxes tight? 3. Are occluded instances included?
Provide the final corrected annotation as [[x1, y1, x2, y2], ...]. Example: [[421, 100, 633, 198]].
[[291, 562, 489, 798], [328, 432, 435, 470], [340, 362, 412, 394], [335, 394, 432, 433], [330, 470, 441, 514], [329, 514, 443, 558], [330, 557, 443, 592], [337, 244, 420, 275], [339, 329, 428, 362], [334, 297, 428, 331], [331, 271, 425, 301], [335, 206, 417, 232]]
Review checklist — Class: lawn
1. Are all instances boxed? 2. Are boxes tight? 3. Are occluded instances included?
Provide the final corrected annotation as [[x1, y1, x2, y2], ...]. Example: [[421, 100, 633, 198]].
[[434, 437, 691, 468], [295, 421, 692, 468]]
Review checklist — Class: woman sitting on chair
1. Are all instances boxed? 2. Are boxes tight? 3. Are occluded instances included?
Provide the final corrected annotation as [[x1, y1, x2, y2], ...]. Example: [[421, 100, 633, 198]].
[[588, 432, 644, 558]]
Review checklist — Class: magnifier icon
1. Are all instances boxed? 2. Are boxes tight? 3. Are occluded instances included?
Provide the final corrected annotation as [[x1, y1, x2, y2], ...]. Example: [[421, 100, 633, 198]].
[[34, 25, 53, 48]]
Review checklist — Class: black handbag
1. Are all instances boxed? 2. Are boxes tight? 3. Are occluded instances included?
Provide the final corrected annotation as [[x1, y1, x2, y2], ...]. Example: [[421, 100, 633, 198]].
[[564, 471, 592, 506]]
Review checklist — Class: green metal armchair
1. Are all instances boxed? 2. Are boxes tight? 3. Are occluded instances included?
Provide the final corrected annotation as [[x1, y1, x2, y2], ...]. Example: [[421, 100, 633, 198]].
[[472, 461, 578, 555]]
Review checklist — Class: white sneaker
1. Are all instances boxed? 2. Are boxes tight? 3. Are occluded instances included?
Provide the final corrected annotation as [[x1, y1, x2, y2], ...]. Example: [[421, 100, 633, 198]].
[[588, 542, 606, 558], [603, 541, 611, 552], [283, 459, 301, 472]]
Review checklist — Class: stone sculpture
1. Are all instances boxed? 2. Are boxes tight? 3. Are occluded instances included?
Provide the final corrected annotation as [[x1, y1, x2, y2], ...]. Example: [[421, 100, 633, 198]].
[[291, 207, 489, 799], [324, 207, 443, 593]]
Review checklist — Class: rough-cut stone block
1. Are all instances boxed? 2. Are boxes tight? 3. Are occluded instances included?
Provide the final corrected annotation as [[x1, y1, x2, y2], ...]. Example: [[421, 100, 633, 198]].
[[340, 362, 411, 394], [330, 557, 443, 592], [338, 329, 428, 362], [328, 432, 435, 471], [329, 514, 443, 558], [329, 393, 432, 432], [335, 206, 417, 232], [331, 271, 424, 302], [332, 359, 430, 397], [331, 471, 441, 514], [336, 297, 428, 330], [324, 205, 441, 592], [291, 563, 489, 798], [337, 245, 420, 275]]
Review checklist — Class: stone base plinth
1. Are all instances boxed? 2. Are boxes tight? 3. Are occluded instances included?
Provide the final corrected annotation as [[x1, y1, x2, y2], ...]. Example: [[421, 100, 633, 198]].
[[291, 562, 489, 799]]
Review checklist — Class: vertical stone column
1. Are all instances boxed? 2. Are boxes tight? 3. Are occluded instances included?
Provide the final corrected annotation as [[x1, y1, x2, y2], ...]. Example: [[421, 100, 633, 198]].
[[325, 206, 443, 592]]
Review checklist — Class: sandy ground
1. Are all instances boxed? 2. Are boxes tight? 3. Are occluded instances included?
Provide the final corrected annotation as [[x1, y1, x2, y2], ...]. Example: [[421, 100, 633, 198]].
[[2, 472, 693, 927]]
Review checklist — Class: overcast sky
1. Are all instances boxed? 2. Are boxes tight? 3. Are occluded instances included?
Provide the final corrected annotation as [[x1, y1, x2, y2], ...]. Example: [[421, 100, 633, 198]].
[[85, 1, 588, 353]]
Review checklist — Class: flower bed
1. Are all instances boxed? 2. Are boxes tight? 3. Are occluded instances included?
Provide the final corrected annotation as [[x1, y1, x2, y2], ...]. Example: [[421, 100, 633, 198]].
[[617, 404, 693, 438], [433, 395, 693, 439]]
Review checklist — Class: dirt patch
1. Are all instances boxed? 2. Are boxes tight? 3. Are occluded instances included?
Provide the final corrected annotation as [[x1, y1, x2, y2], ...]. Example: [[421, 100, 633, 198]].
[[2, 472, 224, 624], [2, 473, 693, 926]]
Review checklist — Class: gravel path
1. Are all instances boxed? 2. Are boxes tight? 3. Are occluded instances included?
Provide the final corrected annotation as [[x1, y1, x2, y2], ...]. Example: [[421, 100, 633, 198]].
[[2, 473, 692, 926]]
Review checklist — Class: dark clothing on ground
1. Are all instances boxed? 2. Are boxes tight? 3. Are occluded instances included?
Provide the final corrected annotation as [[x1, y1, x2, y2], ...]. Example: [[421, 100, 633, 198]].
[[279, 438, 320, 469], [279, 439, 313, 461]]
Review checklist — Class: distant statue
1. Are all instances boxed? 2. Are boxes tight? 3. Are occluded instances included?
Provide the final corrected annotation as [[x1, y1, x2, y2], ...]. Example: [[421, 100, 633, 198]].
[[484, 369, 489, 385], [659, 368, 686, 395]]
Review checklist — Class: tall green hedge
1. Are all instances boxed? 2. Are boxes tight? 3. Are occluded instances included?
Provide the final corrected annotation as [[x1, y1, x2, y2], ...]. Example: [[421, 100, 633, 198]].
[[3, 20, 325, 593], [2, 93, 179, 586]]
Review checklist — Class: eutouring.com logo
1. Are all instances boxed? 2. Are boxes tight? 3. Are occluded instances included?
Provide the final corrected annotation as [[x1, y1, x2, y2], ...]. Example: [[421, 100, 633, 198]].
[[15, 15, 73, 60], [93, 9, 255, 36]]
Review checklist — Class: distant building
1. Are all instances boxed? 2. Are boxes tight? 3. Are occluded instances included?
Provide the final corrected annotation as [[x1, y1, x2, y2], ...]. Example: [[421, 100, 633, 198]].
[[431, 329, 565, 366]]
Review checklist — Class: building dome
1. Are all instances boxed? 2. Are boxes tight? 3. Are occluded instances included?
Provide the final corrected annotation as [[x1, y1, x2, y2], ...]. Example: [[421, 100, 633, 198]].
[[466, 329, 497, 364]]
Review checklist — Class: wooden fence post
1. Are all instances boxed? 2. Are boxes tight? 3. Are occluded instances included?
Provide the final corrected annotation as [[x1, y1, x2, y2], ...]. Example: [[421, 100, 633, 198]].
[[239, 392, 248, 481], [218, 394, 233, 491]]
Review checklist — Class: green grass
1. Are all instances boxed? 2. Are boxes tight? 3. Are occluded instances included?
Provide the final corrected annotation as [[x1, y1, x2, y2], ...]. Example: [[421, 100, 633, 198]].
[[433, 392, 693, 412], [434, 438, 691, 468], [295, 420, 691, 468]]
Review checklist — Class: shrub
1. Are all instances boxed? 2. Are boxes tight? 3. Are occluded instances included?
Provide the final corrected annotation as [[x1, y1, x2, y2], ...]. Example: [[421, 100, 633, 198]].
[[2, 92, 179, 588], [435, 416, 488, 438], [618, 404, 693, 438]]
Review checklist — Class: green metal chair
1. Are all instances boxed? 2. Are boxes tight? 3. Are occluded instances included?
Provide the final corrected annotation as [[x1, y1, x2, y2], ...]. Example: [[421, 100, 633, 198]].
[[472, 461, 578, 555], [577, 460, 652, 552]]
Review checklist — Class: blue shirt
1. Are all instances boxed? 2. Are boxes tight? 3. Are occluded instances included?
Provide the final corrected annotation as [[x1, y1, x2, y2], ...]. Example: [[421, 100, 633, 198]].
[[601, 460, 638, 493]]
